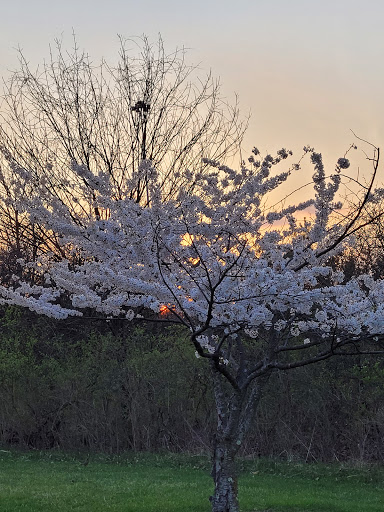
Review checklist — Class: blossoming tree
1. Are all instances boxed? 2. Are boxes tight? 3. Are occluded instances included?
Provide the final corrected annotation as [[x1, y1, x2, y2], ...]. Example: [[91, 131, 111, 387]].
[[1, 142, 384, 512]]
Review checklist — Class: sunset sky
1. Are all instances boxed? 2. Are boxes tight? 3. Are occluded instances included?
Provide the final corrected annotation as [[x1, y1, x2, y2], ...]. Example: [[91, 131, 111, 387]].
[[1, 0, 384, 196]]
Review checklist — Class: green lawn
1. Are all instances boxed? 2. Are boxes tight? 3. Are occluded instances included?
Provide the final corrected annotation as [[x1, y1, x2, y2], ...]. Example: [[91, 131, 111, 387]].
[[0, 451, 383, 511]]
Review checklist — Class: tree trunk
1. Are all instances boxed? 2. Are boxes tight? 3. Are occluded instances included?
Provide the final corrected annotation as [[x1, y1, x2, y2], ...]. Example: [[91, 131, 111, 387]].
[[209, 362, 242, 512], [210, 440, 240, 512], [209, 361, 271, 512]]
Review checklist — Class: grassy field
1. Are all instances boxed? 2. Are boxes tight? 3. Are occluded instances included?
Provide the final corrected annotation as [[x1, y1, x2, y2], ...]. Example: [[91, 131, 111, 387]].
[[0, 451, 383, 511]]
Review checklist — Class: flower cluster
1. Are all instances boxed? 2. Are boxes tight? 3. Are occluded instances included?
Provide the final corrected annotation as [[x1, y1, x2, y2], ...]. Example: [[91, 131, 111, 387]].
[[0, 145, 383, 368]]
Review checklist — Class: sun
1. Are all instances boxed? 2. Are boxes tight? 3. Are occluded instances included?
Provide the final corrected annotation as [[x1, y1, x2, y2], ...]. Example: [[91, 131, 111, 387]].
[[159, 304, 169, 315]]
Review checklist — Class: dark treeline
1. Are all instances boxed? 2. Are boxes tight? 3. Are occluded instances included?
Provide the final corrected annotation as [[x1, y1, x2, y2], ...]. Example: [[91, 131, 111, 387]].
[[1, 200, 384, 462], [0, 305, 383, 462]]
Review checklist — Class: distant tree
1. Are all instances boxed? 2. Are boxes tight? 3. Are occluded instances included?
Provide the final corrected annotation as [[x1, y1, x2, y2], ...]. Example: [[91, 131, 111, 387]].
[[1, 131, 384, 511], [0, 35, 245, 267], [334, 202, 384, 280]]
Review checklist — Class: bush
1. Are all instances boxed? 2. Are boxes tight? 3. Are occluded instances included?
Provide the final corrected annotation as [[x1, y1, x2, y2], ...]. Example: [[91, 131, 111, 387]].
[[1, 306, 383, 461]]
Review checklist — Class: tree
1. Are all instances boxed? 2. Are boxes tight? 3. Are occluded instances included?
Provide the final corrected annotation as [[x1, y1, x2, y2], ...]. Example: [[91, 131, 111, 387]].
[[0, 35, 245, 269], [334, 198, 384, 280], [1, 133, 384, 511]]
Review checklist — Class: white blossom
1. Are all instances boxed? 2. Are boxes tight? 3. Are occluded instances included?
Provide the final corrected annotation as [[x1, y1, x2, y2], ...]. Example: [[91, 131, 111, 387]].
[[0, 146, 382, 364]]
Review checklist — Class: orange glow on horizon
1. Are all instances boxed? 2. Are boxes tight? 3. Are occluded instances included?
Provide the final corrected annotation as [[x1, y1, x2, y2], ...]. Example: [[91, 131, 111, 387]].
[[159, 304, 169, 315]]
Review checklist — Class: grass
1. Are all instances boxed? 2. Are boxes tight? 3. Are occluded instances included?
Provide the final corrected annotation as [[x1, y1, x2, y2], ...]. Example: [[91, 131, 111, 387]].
[[239, 458, 384, 512], [0, 450, 383, 511]]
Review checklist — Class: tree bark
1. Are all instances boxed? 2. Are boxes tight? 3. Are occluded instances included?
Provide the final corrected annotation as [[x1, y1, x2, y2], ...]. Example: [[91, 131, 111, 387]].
[[211, 440, 240, 512], [209, 362, 271, 512], [209, 363, 242, 512]]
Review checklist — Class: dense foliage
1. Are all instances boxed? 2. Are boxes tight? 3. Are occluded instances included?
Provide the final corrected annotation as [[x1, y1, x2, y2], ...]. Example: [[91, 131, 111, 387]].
[[1, 306, 383, 463]]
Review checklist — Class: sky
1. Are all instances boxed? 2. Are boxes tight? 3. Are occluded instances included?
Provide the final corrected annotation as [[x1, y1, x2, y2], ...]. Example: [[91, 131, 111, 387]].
[[1, 0, 384, 199]]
